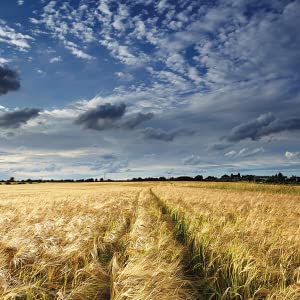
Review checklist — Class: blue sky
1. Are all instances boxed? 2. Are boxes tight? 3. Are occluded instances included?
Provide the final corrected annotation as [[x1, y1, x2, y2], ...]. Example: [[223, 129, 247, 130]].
[[0, 0, 299, 179]]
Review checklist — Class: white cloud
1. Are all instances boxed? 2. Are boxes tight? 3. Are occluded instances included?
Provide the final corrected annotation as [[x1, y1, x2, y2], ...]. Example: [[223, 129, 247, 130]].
[[225, 147, 265, 158], [112, 18, 124, 31], [242, 147, 265, 157], [36, 2, 96, 60], [17, 0, 24, 5], [26, 0, 300, 92], [36, 69, 46, 76], [115, 71, 134, 81], [238, 148, 248, 156], [188, 66, 203, 84], [97, 0, 112, 16], [29, 18, 40, 24], [285, 151, 299, 160], [50, 56, 62, 63], [225, 150, 237, 157], [157, 0, 169, 13], [0, 57, 10, 65], [0, 20, 33, 50], [63, 41, 94, 60]]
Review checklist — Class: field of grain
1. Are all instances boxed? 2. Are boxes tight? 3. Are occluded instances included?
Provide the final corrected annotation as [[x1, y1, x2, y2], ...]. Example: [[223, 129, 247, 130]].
[[0, 182, 299, 299]]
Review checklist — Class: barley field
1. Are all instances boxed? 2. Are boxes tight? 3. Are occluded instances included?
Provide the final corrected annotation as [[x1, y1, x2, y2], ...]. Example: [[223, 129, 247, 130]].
[[0, 182, 299, 299]]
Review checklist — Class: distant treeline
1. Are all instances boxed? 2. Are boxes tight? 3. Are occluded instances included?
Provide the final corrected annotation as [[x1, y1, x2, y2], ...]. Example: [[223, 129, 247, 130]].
[[2, 173, 300, 185]]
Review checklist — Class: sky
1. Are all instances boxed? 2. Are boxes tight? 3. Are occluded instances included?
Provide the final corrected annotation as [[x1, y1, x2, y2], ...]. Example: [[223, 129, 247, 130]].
[[0, 0, 300, 180]]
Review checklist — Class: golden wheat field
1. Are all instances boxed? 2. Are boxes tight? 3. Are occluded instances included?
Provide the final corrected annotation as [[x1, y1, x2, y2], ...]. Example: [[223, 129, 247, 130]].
[[0, 182, 299, 300]]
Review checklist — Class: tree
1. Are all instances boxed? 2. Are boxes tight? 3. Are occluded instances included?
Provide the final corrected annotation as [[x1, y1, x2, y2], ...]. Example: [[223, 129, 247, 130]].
[[194, 175, 203, 181], [288, 175, 298, 183], [277, 172, 284, 182]]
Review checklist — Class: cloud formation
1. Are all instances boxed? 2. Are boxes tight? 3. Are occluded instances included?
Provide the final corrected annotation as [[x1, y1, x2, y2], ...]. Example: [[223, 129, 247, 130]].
[[75, 102, 153, 131], [75, 102, 126, 130], [0, 66, 20, 96], [141, 127, 194, 142], [122, 112, 154, 129], [0, 1, 299, 178], [89, 154, 128, 173], [225, 113, 300, 142], [49, 56, 62, 63], [225, 147, 265, 158], [0, 19, 32, 50], [183, 155, 203, 166], [0, 108, 41, 128], [285, 151, 299, 160]]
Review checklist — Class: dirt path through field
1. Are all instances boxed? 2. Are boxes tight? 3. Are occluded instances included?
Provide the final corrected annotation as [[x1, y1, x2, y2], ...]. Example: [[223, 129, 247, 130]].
[[110, 188, 198, 300]]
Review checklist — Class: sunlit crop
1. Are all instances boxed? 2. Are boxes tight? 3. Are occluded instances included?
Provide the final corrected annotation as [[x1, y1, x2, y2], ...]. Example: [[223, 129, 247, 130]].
[[0, 182, 299, 299]]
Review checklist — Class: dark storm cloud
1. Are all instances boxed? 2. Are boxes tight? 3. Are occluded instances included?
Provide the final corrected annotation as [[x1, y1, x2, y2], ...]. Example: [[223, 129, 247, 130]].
[[142, 127, 194, 142], [0, 108, 41, 128], [75, 103, 154, 131], [226, 113, 276, 142], [0, 66, 20, 96], [225, 113, 300, 142], [75, 102, 126, 130]]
